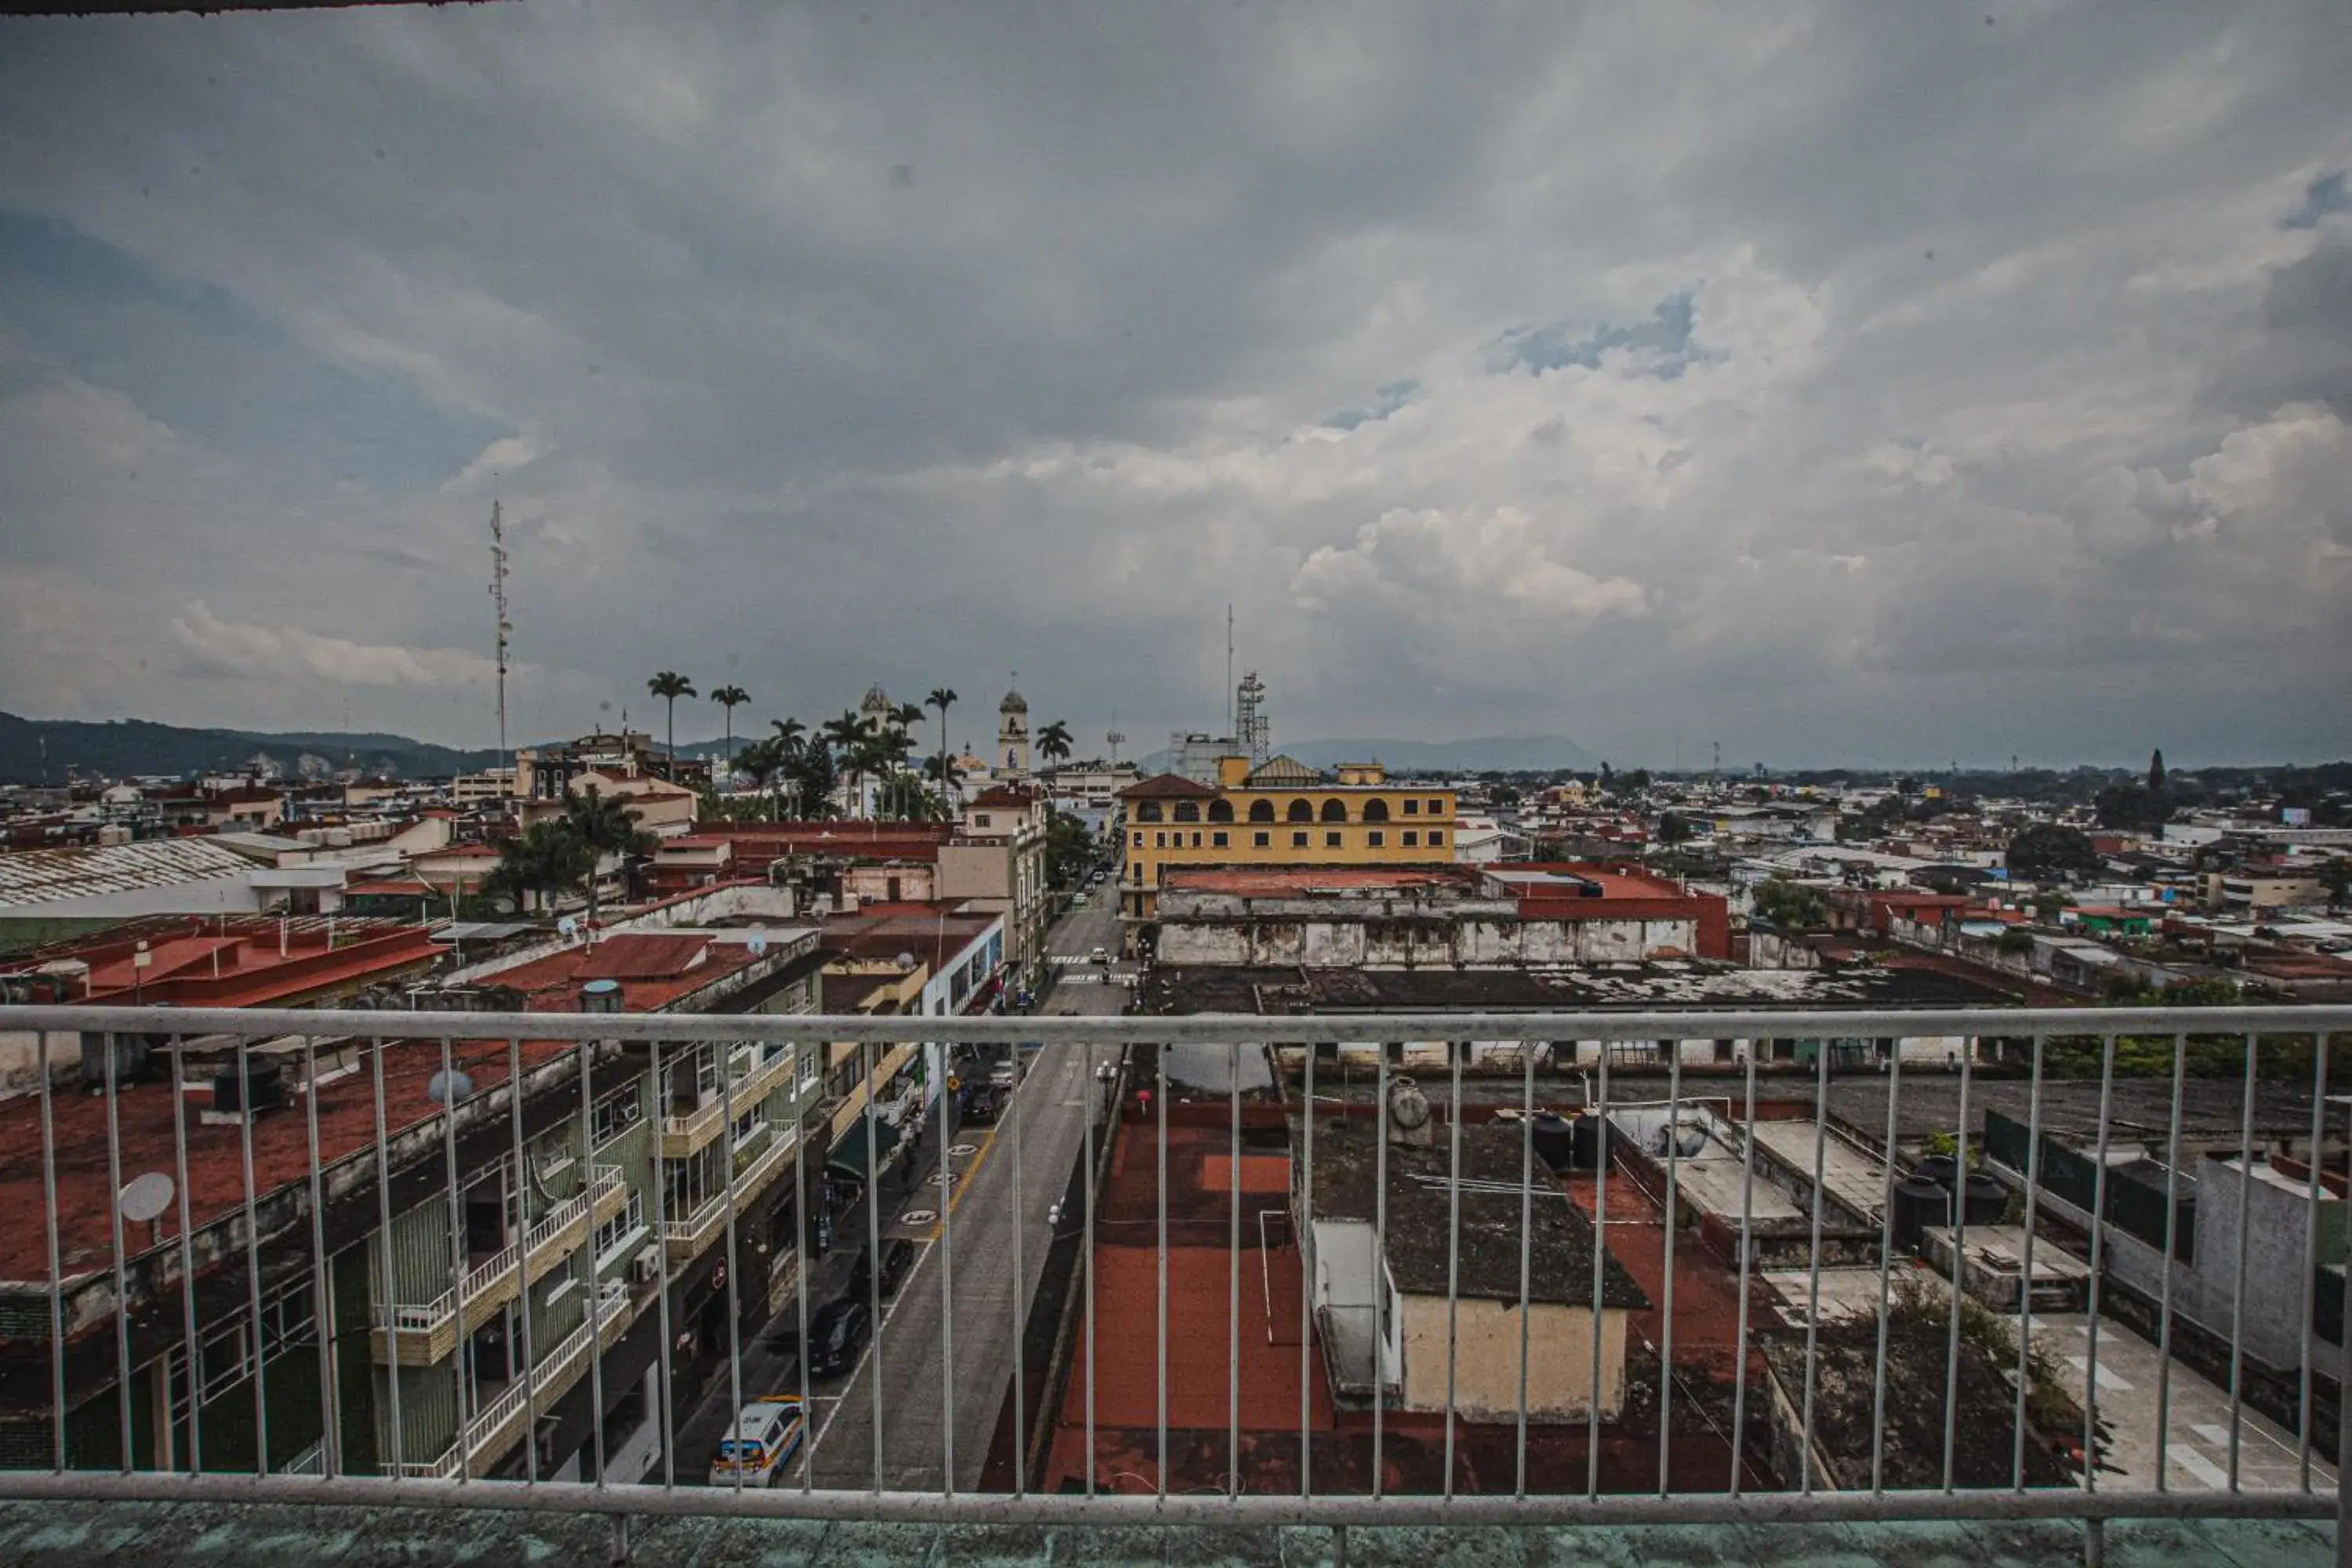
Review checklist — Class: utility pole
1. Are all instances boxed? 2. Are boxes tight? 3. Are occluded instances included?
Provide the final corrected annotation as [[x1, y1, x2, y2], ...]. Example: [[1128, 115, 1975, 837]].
[[489, 498, 513, 786], [1225, 603, 1235, 741]]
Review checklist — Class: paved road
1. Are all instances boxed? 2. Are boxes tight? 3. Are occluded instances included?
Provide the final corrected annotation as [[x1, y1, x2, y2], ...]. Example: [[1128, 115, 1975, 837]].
[[800, 893, 1129, 1490]]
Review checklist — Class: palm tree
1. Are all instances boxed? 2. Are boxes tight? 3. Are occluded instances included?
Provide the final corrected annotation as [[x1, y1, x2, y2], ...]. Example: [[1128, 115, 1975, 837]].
[[771, 716, 807, 758], [647, 671, 695, 779], [926, 687, 958, 808], [710, 685, 750, 777], [1037, 719, 1075, 768], [565, 783, 653, 923], [787, 741, 839, 819], [820, 710, 866, 815], [922, 753, 965, 820], [889, 701, 925, 739], [485, 822, 593, 914], [733, 737, 783, 820]]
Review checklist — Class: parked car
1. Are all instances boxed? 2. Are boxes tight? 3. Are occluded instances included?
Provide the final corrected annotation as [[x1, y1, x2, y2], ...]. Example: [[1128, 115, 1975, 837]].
[[709, 1395, 804, 1486], [852, 1237, 916, 1299], [805, 1298, 872, 1378], [1090, 945, 1110, 964]]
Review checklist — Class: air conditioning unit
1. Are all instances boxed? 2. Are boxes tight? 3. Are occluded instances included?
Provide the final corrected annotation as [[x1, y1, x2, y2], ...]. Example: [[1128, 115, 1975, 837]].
[[631, 1245, 662, 1284]]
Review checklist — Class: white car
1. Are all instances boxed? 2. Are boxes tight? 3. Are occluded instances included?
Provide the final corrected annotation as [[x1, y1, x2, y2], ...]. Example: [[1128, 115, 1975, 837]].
[[710, 1395, 804, 1487], [1090, 946, 1111, 964]]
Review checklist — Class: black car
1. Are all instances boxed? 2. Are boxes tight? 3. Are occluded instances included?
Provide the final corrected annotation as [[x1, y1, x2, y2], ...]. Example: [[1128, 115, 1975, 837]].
[[852, 1238, 916, 1299], [805, 1298, 871, 1378]]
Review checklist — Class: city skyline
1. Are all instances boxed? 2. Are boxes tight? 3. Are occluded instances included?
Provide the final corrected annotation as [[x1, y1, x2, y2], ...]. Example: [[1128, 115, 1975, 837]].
[[2, 5, 2347, 766]]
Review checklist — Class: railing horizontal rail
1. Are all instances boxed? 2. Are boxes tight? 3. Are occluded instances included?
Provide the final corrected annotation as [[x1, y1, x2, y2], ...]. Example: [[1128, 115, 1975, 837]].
[[7, 1000, 2347, 1044], [0, 1470, 2329, 1526]]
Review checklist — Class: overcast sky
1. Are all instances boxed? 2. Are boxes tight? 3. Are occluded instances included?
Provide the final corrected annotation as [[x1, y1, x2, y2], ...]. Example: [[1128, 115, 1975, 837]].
[[2, 4, 2347, 769]]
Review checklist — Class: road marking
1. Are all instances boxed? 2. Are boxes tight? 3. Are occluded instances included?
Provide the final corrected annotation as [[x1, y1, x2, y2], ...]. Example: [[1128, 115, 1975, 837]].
[[2171, 1445, 2230, 1489]]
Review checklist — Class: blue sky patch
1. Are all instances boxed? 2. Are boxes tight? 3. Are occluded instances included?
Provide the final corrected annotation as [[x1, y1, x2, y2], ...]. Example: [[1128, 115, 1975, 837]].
[[1492, 288, 1712, 379]]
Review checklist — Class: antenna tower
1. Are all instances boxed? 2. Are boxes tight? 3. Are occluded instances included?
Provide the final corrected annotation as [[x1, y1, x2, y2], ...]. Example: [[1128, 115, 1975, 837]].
[[1225, 604, 1235, 741], [488, 499, 513, 782], [1106, 710, 1126, 770], [1235, 670, 1269, 768]]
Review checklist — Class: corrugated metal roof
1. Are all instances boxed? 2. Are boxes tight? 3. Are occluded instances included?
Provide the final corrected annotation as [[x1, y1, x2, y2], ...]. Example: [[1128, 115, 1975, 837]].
[[0, 837, 253, 909]]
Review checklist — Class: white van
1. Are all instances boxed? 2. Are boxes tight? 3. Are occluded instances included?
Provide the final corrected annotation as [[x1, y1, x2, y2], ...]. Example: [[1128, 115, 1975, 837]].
[[709, 1395, 804, 1487]]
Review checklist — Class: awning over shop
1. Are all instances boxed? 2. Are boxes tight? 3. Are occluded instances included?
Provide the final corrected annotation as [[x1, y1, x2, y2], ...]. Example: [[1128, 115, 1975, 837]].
[[826, 1109, 902, 1181]]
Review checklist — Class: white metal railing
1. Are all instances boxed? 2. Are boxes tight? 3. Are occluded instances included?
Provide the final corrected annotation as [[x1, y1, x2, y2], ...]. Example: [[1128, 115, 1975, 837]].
[[3, 998, 2348, 1554]]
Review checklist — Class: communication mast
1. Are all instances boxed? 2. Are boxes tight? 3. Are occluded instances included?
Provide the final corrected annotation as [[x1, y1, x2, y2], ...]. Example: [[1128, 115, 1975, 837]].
[[1235, 671, 1269, 768], [1105, 710, 1126, 770], [488, 499, 513, 782]]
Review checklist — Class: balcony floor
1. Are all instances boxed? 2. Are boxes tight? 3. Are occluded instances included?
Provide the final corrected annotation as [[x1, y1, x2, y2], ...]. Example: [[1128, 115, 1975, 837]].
[[0, 1501, 2335, 1566]]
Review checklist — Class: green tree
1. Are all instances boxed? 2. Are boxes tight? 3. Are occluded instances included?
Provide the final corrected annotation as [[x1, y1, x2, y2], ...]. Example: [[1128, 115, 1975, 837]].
[[710, 684, 750, 772], [485, 821, 594, 914], [2095, 782, 2168, 831], [2008, 822, 2100, 880], [1044, 804, 1095, 891], [1657, 812, 1693, 846], [565, 783, 654, 923], [1037, 719, 1075, 768], [926, 687, 958, 808], [733, 737, 785, 820], [647, 671, 696, 779], [2147, 748, 2166, 794], [821, 710, 868, 815], [784, 740, 838, 819], [1751, 877, 1827, 930]]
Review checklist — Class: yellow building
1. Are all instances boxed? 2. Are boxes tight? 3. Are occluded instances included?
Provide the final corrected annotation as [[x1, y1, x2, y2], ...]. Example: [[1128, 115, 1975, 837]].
[[1115, 756, 1458, 931]]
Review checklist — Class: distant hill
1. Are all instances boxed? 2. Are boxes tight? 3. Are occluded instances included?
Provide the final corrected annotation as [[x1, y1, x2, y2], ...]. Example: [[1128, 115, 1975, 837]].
[[0, 711, 497, 786], [1138, 735, 1599, 777]]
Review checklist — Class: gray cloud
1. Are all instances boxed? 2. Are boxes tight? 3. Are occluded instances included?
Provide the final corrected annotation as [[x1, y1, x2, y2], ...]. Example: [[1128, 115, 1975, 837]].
[[0, 3, 2347, 766]]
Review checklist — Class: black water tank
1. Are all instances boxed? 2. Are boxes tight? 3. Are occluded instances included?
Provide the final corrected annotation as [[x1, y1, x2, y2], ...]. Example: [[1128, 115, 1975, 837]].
[[212, 1058, 284, 1116], [1530, 1113, 1576, 1173], [1958, 1172, 2007, 1227], [1914, 1153, 1961, 1189], [1569, 1112, 1610, 1171], [1891, 1176, 1951, 1253]]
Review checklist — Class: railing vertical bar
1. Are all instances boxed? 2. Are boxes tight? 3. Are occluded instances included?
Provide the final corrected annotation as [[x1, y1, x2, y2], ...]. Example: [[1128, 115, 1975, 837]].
[[2296, 1033, 2329, 1491], [39, 1032, 65, 1473], [2155, 1031, 2187, 1494], [1156, 1042, 1169, 1495], [1374, 1045, 1389, 1501], [1942, 1025, 1976, 1494], [1083, 1040, 1100, 1499], [303, 1035, 340, 1479], [1799, 1032, 1830, 1497], [239, 1035, 270, 1476], [1729, 1040, 1758, 1497], [437, 1036, 468, 1482], [1659, 1039, 1683, 1497], [1300, 1042, 1316, 1502], [503, 1036, 538, 1488], [1515, 1039, 1535, 1501], [1869, 1035, 1904, 1497], [2083, 1033, 2120, 1500], [651, 1038, 678, 1493], [582, 1038, 612, 1494], [1229, 1040, 1243, 1499], [1010, 1038, 1029, 1498], [103, 1029, 132, 1474], [1443, 1041, 1464, 1501], [1587, 1041, 1609, 1502], [935, 1037, 954, 1495], [369, 1037, 405, 1478], [2227, 1029, 2257, 1492], [726, 1046, 750, 1497], [2013, 1032, 2049, 1494], [169, 1036, 201, 1476]]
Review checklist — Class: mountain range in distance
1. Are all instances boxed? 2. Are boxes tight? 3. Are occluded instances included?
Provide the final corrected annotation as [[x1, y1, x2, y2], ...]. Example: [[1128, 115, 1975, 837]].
[[1138, 735, 1600, 775], [0, 711, 497, 786]]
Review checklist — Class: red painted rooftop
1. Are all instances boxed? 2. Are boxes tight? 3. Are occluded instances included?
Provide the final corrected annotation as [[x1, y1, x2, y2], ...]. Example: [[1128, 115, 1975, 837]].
[[4, 918, 440, 1010]]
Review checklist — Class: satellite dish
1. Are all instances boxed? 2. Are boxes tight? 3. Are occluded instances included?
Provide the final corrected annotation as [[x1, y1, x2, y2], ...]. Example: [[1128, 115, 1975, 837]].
[[119, 1171, 175, 1224], [746, 934, 768, 957], [895, 951, 917, 969], [427, 1069, 474, 1105], [557, 916, 579, 938]]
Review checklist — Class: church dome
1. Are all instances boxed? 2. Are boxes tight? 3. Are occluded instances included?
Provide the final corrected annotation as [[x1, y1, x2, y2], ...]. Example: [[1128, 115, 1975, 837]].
[[1000, 687, 1028, 713], [861, 684, 890, 712]]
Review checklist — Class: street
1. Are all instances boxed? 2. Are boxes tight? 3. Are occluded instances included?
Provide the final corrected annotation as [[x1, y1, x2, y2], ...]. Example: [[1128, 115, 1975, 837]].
[[793, 887, 1127, 1490]]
